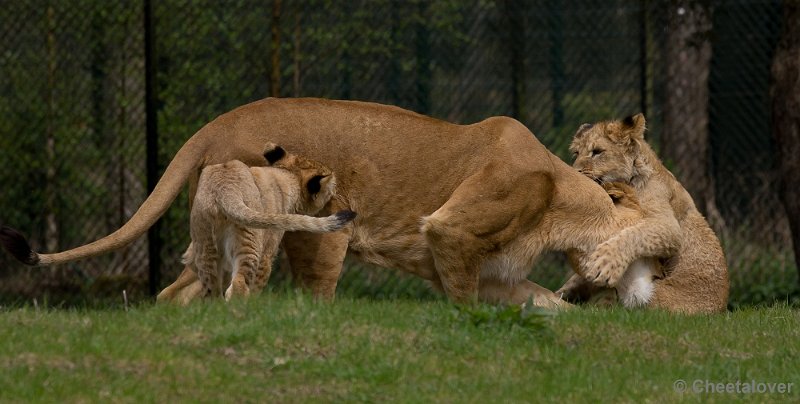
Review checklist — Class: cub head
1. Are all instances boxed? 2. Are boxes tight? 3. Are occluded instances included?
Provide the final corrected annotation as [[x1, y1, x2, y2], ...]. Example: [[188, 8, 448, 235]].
[[262, 143, 338, 214], [569, 113, 647, 184]]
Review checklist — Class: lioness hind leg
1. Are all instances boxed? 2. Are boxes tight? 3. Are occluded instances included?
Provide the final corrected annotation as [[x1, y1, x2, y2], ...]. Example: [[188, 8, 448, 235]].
[[282, 227, 352, 301], [156, 265, 200, 304]]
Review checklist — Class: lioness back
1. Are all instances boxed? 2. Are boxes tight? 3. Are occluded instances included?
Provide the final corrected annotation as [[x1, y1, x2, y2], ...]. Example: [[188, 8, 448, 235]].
[[568, 114, 729, 314]]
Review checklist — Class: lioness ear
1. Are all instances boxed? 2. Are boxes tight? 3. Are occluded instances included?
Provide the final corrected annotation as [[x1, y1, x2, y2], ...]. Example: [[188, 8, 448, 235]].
[[306, 175, 330, 195], [264, 144, 286, 165], [621, 113, 646, 141]]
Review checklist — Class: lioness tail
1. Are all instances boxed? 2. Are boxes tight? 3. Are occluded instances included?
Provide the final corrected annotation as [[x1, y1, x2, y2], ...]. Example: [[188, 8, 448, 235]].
[[0, 226, 38, 265], [0, 134, 209, 266]]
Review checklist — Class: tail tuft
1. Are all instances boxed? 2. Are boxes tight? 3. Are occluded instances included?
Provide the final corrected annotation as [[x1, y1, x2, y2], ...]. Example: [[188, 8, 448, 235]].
[[0, 226, 40, 265], [334, 210, 357, 225]]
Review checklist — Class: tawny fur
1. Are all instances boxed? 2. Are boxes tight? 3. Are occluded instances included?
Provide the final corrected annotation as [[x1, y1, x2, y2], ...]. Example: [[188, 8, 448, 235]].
[[558, 114, 730, 314], [0, 98, 676, 309], [564, 182, 663, 308], [181, 154, 354, 303]]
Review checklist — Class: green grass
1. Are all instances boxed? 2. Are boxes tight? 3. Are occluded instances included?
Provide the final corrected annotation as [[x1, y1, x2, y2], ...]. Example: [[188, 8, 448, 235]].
[[1, 292, 798, 403]]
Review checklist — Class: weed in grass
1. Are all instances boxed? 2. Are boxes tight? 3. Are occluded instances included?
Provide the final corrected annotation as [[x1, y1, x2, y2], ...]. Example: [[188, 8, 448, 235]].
[[452, 298, 556, 338]]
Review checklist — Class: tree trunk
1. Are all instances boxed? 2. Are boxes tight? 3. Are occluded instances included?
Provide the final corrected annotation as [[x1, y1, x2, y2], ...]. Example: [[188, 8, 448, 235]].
[[661, 1, 723, 229], [770, 0, 800, 285]]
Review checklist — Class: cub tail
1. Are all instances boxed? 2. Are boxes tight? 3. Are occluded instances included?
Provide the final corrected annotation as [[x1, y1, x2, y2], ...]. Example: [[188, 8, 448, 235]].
[[215, 189, 356, 233]]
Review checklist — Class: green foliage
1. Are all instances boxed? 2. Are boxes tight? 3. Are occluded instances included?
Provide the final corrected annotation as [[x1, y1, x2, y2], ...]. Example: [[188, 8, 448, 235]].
[[453, 299, 555, 338]]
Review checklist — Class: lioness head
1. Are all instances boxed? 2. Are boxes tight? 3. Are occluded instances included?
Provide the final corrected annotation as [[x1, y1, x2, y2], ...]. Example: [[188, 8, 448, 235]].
[[569, 113, 648, 184], [263, 143, 337, 214]]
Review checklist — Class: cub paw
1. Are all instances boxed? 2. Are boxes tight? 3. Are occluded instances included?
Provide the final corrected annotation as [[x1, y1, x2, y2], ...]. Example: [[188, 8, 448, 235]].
[[584, 247, 626, 288], [224, 280, 251, 302], [603, 182, 640, 209]]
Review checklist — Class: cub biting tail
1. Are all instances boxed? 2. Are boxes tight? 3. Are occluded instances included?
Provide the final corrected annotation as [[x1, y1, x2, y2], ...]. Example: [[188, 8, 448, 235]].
[[184, 144, 355, 301]]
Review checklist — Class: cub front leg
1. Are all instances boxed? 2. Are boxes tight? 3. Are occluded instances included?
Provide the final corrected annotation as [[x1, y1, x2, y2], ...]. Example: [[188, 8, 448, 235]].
[[584, 210, 681, 288], [582, 242, 630, 287], [581, 182, 647, 288]]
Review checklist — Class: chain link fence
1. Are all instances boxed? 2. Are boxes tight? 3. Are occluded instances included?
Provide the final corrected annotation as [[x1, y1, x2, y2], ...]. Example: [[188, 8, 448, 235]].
[[0, 0, 795, 307]]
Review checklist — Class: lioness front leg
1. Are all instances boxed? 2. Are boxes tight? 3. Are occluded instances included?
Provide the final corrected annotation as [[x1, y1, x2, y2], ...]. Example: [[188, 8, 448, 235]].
[[479, 279, 573, 309], [422, 167, 553, 303], [156, 265, 201, 304]]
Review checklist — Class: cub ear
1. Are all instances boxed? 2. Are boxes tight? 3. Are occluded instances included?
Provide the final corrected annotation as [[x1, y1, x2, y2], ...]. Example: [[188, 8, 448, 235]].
[[574, 123, 594, 139], [306, 174, 331, 195], [263, 143, 287, 165], [621, 113, 646, 141]]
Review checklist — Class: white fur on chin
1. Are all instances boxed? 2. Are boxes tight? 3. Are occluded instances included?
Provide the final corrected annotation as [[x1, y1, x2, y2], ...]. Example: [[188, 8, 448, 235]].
[[616, 258, 656, 308]]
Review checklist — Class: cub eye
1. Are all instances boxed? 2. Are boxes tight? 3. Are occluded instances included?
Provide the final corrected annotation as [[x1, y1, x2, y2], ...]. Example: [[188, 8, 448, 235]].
[[590, 148, 604, 157]]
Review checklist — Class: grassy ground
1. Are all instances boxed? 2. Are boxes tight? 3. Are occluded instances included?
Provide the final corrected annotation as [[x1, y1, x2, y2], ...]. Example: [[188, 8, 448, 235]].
[[1, 292, 798, 403]]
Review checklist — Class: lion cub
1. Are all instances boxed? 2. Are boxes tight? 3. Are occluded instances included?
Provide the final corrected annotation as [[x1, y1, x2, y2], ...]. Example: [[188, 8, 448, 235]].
[[559, 114, 729, 314], [564, 182, 664, 308], [183, 145, 355, 301]]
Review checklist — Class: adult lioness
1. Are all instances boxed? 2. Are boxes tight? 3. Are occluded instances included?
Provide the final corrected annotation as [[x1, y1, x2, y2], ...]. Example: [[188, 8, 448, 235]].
[[557, 114, 729, 314], [185, 145, 355, 302], [0, 98, 674, 308]]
